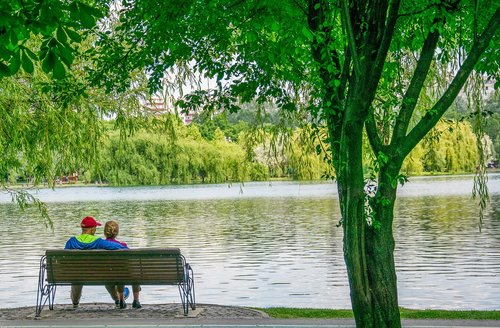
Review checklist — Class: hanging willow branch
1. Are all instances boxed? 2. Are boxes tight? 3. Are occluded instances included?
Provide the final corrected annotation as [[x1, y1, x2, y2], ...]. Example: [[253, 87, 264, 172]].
[[466, 71, 489, 231], [3, 187, 53, 229]]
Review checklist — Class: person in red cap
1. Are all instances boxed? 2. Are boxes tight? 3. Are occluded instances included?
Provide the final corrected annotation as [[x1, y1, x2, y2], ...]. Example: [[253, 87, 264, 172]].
[[64, 216, 127, 308]]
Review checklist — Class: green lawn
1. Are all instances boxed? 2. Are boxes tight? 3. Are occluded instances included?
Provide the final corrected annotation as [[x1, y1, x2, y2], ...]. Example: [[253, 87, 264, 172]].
[[259, 308, 500, 320]]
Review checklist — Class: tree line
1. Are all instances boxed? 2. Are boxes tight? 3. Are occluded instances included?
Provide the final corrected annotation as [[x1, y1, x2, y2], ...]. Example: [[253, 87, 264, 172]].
[[72, 113, 484, 186], [2, 77, 490, 187]]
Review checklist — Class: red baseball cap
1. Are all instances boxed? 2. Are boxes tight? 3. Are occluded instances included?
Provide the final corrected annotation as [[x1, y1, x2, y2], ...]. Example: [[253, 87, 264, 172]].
[[80, 216, 102, 228]]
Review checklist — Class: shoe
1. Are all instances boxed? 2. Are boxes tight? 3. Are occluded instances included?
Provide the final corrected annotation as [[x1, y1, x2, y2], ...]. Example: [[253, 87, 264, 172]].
[[119, 299, 127, 309], [115, 300, 120, 309], [132, 300, 142, 309], [124, 287, 130, 300], [72, 303, 79, 309]]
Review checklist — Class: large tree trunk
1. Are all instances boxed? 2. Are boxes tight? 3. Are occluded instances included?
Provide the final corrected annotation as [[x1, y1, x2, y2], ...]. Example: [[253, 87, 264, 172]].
[[340, 170, 402, 327], [337, 99, 402, 327]]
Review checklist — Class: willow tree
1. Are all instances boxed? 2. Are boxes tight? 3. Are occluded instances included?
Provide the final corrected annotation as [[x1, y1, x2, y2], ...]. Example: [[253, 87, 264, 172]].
[[91, 0, 499, 326], [0, 0, 148, 221], [0, 0, 103, 198]]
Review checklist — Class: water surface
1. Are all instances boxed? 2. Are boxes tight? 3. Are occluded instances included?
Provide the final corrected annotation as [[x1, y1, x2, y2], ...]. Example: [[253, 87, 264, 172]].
[[0, 175, 498, 310]]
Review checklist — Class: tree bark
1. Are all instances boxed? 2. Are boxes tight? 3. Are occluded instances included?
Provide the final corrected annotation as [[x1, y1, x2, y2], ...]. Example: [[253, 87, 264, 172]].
[[338, 114, 371, 326], [337, 99, 402, 327], [365, 161, 402, 327]]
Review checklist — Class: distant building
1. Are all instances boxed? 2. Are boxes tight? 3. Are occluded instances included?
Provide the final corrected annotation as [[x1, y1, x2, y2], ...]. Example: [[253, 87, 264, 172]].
[[143, 96, 166, 114], [142, 94, 194, 125]]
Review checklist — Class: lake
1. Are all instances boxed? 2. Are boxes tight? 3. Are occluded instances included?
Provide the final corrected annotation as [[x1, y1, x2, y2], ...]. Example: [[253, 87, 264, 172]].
[[0, 174, 499, 310]]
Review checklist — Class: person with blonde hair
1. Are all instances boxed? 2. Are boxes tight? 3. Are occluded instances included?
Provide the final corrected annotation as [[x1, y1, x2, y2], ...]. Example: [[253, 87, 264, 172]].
[[104, 220, 142, 309]]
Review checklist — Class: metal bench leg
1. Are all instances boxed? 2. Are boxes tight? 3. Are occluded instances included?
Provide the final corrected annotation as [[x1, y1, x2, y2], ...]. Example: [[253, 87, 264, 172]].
[[177, 263, 196, 316], [186, 264, 196, 310], [35, 256, 56, 318], [48, 285, 57, 310], [178, 282, 189, 315]]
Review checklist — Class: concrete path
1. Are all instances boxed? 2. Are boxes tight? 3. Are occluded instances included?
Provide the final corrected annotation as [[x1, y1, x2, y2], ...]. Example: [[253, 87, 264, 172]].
[[0, 303, 498, 328], [2, 318, 500, 327]]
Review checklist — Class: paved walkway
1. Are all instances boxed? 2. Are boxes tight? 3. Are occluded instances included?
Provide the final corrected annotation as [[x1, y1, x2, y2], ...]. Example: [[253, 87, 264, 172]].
[[0, 303, 498, 327]]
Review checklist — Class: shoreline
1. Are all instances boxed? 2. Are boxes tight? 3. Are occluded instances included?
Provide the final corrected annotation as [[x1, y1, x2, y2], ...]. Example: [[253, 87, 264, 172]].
[[5, 169, 500, 190], [0, 302, 268, 321]]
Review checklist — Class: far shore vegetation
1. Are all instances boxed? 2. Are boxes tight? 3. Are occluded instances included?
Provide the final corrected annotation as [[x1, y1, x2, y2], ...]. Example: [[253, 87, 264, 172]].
[[259, 307, 500, 320], [6, 100, 500, 188]]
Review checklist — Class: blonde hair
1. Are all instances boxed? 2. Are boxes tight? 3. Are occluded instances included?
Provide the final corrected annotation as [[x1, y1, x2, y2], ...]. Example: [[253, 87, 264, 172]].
[[104, 220, 119, 239]]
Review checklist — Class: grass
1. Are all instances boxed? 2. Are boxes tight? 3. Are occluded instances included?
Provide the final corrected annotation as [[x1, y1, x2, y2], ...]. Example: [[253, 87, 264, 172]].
[[260, 308, 354, 319], [259, 307, 500, 320]]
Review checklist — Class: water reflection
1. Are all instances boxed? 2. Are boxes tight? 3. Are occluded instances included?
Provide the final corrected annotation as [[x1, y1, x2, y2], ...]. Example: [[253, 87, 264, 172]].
[[0, 176, 499, 310], [395, 194, 500, 309]]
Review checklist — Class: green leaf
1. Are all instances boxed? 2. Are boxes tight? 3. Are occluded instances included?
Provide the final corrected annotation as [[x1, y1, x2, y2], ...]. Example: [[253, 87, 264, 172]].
[[78, 2, 104, 18], [9, 30, 19, 45], [301, 26, 313, 41], [0, 46, 12, 60], [65, 28, 82, 43], [48, 38, 58, 47], [79, 11, 96, 29], [8, 52, 21, 75], [56, 43, 74, 66], [23, 47, 38, 61], [21, 51, 34, 73], [42, 50, 56, 73], [75, 2, 102, 29], [246, 31, 257, 43], [52, 59, 66, 79], [56, 27, 68, 43]]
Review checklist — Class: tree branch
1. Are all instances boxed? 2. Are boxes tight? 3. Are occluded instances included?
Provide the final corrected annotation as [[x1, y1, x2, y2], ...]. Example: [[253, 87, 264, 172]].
[[338, 47, 351, 100], [365, 110, 384, 155], [340, 0, 361, 78], [362, 0, 400, 155], [401, 8, 500, 157], [307, 0, 345, 164], [390, 27, 440, 150], [371, 0, 401, 89], [355, 0, 401, 115]]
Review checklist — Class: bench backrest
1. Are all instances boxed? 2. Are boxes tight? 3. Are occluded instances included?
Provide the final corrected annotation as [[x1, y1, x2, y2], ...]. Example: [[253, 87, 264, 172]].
[[45, 248, 186, 285]]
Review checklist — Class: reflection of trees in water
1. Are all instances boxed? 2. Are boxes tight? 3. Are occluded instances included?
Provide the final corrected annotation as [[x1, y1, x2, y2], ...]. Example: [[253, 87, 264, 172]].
[[396, 196, 481, 235], [106, 198, 342, 258], [394, 195, 500, 282]]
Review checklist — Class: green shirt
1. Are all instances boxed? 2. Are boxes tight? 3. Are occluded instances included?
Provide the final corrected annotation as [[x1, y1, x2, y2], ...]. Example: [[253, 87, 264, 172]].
[[76, 234, 99, 243]]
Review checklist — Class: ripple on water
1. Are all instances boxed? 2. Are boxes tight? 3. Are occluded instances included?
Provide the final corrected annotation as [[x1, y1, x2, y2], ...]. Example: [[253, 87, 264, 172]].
[[0, 178, 499, 309]]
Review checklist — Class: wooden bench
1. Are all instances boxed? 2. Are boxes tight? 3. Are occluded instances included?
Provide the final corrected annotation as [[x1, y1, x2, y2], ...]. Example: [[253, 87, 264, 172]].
[[35, 248, 195, 318]]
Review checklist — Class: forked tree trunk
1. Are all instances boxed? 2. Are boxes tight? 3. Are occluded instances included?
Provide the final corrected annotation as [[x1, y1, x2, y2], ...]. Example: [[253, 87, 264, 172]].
[[337, 108, 402, 327], [340, 173, 402, 327]]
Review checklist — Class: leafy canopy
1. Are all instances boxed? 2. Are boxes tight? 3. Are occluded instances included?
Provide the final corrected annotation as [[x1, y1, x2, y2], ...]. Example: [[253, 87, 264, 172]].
[[0, 0, 106, 78]]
